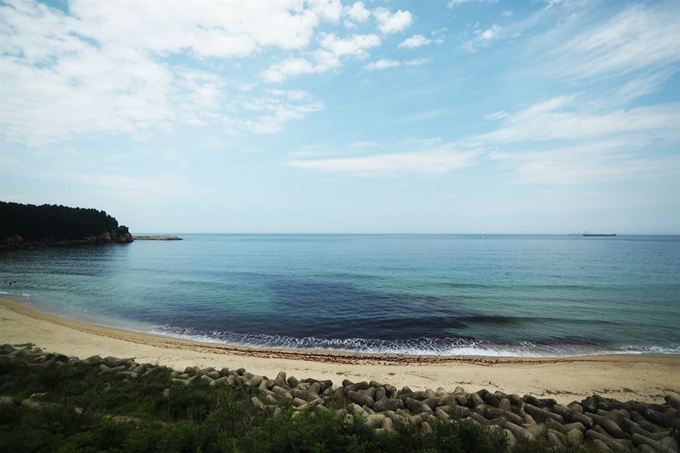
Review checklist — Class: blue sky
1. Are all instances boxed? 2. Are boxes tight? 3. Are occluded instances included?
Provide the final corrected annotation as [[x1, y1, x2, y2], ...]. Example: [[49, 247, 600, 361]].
[[1, 0, 678, 234]]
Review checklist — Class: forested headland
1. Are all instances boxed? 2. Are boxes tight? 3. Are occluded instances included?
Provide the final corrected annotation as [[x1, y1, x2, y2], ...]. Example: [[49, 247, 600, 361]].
[[0, 201, 132, 250]]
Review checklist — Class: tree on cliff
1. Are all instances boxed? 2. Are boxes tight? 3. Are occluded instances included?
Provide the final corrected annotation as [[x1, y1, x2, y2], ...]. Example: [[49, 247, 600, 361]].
[[0, 201, 131, 244]]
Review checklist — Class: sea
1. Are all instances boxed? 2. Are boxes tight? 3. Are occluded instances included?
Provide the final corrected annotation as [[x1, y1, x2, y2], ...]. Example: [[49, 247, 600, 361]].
[[1, 234, 679, 357]]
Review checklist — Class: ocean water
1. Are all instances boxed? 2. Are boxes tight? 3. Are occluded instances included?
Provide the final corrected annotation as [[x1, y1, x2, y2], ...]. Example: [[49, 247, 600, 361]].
[[1, 234, 679, 357]]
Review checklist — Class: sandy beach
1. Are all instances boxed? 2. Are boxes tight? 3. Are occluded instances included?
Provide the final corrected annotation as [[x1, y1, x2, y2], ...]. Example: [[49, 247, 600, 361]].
[[1, 296, 678, 405]]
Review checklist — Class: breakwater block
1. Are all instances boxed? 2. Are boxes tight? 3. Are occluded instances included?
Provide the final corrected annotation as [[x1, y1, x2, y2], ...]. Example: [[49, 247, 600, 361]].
[[2, 344, 679, 452]]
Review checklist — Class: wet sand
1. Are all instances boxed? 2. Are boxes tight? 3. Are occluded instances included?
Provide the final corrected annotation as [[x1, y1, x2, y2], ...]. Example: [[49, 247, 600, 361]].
[[1, 297, 678, 405]]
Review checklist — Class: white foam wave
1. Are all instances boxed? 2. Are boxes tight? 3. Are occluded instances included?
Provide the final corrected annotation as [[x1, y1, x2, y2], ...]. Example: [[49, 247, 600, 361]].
[[145, 325, 680, 357]]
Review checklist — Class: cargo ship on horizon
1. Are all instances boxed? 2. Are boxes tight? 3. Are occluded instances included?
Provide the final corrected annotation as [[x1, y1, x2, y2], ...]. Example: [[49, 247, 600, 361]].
[[583, 231, 617, 237]]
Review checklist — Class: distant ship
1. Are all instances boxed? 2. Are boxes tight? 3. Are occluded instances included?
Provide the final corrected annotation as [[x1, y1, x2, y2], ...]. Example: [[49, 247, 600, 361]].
[[583, 231, 616, 237]]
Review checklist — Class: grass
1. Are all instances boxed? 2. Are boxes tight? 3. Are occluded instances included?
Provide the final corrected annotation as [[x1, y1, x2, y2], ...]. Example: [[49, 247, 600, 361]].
[[0, 354, 611, 453]]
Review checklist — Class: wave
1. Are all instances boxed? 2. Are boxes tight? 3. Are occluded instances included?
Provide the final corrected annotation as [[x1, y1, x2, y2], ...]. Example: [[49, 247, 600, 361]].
[[147, 325, 680, 357]]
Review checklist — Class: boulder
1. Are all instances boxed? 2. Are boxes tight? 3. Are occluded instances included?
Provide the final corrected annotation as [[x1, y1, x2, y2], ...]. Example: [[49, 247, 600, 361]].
[[0, 344, 16, 355], [405, 398, 433, 415], [546, 430, 563, 448], [274, 371, 288, 389], [503, 429, 516, 449], [381, 417, 394, 431], [545, 417, 569, 434], [567, 428, 584, 444], [525, 424, 547, 438], [287, 376, 299, 388], [346, 381, 370, 393], [504, 422, 535, 441], [291, 388, 318, 402], [585, 430, 630, 453], [589, 413, 628, 439], [484, 393, 500, 407], [498, 398, 512, 411], [665, 394, 680, 411], [347, 391, 374, 408], [366, 414, 386, 429], [450, 405, 471, 418], [469, 412, 489, 426], [565, 421, 586, 433], [524, 403, 564, 424], [469, 392, 485, 407], [374, 388, 387, 402], [486, 408, 524, 426], [435, 407, 450, 422], [271, 386, 293, 400], [211, 376, 229, 387], [373, 398, 403, 413], [523, 395, 556, 408], [453, 393, 468, 406]]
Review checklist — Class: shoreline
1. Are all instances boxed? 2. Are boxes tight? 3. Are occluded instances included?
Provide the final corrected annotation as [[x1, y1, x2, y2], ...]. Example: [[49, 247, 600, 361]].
[[1, 296, 679, 405]]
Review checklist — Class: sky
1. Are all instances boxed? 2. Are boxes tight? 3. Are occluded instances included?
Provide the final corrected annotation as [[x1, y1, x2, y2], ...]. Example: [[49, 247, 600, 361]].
[[0, 0, 678, 234]]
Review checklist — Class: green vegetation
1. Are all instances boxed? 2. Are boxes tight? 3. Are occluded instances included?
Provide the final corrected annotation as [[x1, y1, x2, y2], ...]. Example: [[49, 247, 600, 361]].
[[0, 351, 611, 453], [0, 201, 129, 243]]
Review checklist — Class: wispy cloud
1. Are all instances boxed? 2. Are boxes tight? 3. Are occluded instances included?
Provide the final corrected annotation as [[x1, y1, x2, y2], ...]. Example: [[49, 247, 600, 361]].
[[447, 0, 498, 8], [287, 140, 381, 158], [490, 141, 680, 185], [288, 144, 481, 176], [481, 98, 679, 143], [404, 58, 431, 66], [549, 3, 680, 79], [363, 56, 430, 71], [485, 111, 509, 120], [363, 58, 400, 71]]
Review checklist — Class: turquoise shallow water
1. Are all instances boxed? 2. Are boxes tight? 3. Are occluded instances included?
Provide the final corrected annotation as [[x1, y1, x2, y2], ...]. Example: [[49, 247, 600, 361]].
[[1, 234, 679, 356]]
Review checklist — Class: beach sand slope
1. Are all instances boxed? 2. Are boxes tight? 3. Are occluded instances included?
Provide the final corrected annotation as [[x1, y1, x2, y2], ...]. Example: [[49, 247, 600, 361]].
[[1, 297, 678, 405]]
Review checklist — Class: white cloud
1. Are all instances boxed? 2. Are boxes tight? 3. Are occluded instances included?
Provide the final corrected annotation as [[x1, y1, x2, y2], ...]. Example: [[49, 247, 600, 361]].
[[478, 24, 501, 40], [398, 35, 432, 49], [319, 33, 379, 58], [612, 69, 677, 105], [261, 58, 317, 82], [461, 23, 504, 52], [0, 0, 339, 146], [238, 89, 325, 132], [490, 141, 680, 185], [373, 8, 413, 34], [405, 58, 431, 66], [501, 10, 512, 17], [288, 145, 480, 176], [262, 33, 380, 82], [481, 97, 679, 143], [287, 140, 380, 158], [447, 0, 498, 8], [485, 111, 509, 120], [307, 0, 343, 22], [66, 1, 328, 58], [363, 58, 401, 71], [551, 3, 680, 79], [345, 2, 370, 22]]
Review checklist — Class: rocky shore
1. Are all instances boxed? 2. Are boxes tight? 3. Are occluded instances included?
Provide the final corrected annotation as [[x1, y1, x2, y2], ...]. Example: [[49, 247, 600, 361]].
[[0, 230, 133, 251], [132, 235, 182, 240], [2, 344, 677, 452]]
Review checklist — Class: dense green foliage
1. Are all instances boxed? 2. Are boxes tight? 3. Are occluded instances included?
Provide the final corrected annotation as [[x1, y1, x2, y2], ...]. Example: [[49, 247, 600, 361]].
[[0, 353, 611, 453], [0, 201, 128, 241]]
